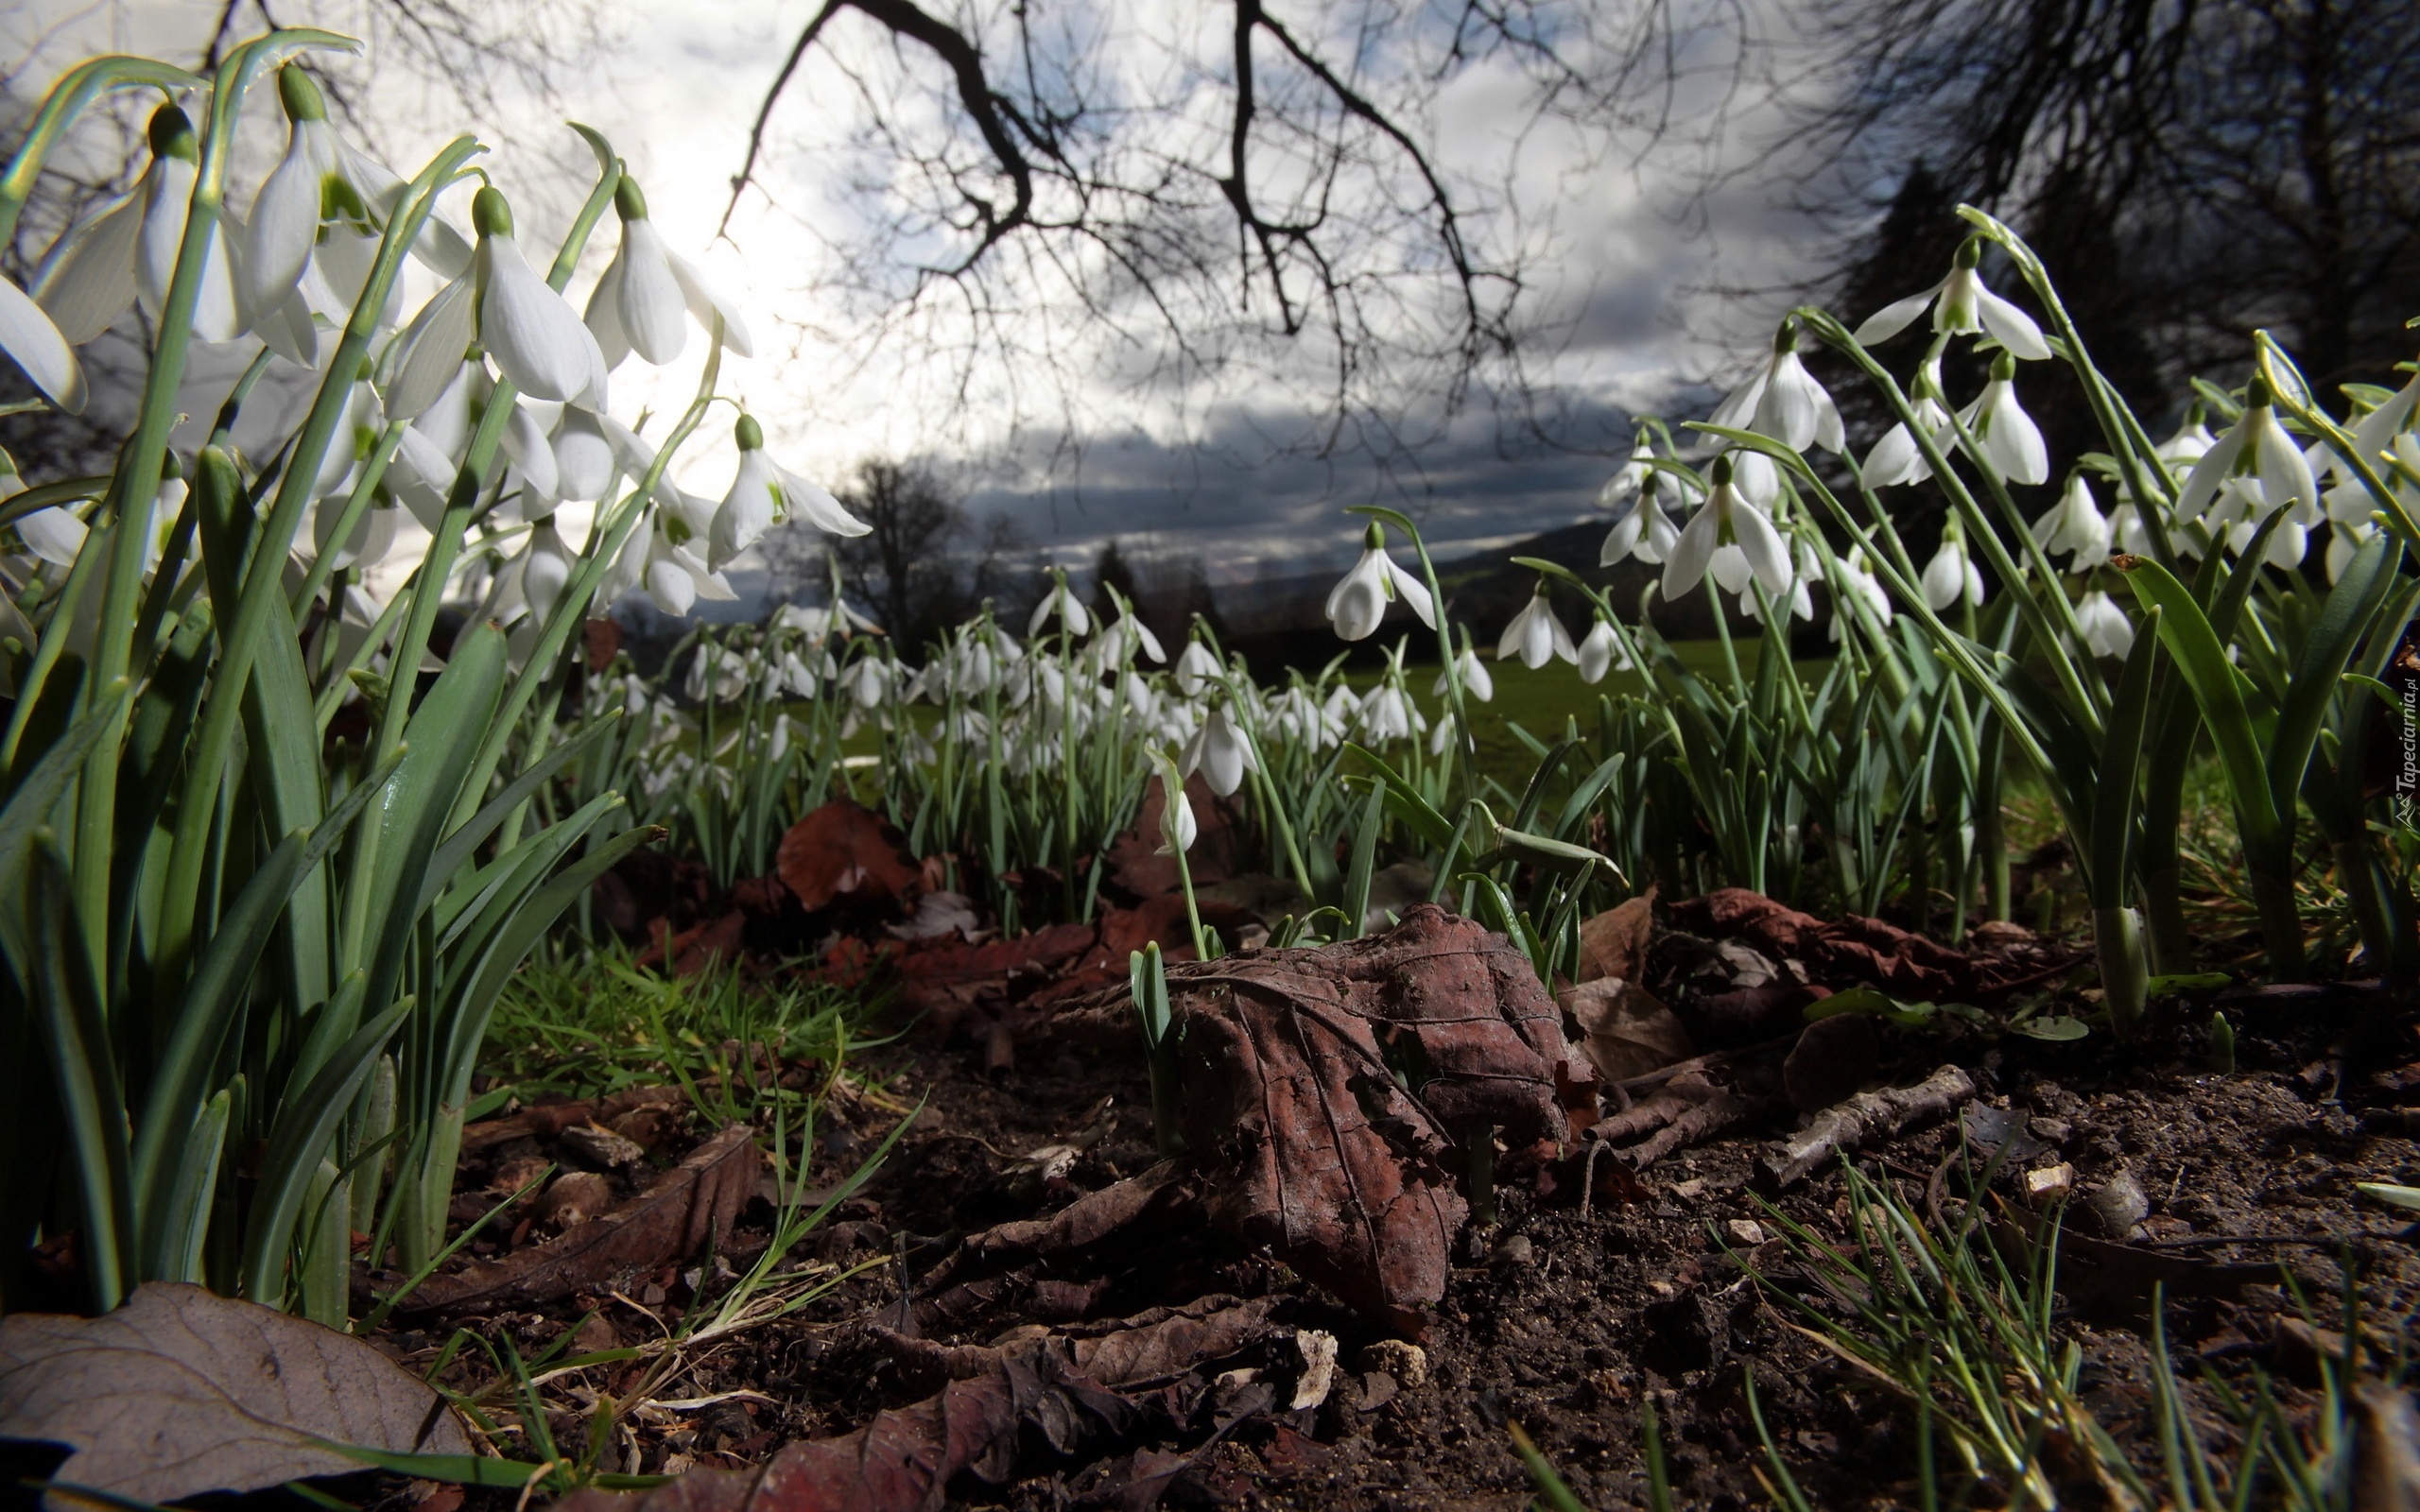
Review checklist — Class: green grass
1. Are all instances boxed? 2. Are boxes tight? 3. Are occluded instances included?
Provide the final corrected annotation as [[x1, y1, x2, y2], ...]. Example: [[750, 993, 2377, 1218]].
[[486, 946, 892, 1129]]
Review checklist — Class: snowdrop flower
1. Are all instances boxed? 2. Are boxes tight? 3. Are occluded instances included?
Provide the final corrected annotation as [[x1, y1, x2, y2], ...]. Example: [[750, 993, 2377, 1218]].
[[2224, 511, 2310, 569], [1172, 638, 1222, 696], [1150, 748, 1197, 855], [1598, 433, 1654, 509], [1852, 240, 2052, 360], [1576, 615, 1628, 683], [1496, 581, 1578, 669], [1827, 548, 1893, 644], [1028, 569, 1091, 637], [1357, 682, 1425, 744], [1948, 352, 2048, 485], [2156, 407, 2217, 473], [517, 516, 575, 625], [1325, 522, 1435, 641], [842, 653, 891, 709], [312, 494, 398, 574], [2074, 591, 2134, 657], [552, 407, 615, 503], [1434, 637, 1494, 702], [711, 413, 866, 570], [1740, 566, 1814, 625], [0, 274, 84, 413], [2174, 379, 2319, 531], [1180, 702, 1257, 798], [15, 500, 89, 567], [1096, 598, 1166, 665], [38, 105, 242, 347], [1709, 318, 1845, 454], [242, 67, 467, 344], [1861, 359, 1951, 489], [1663, 455, 1793, 601], [389, 188, 610, 420], [2348, 372, 2420, 475], [1921, 524, 1986, 611], [585, 174, 752, 369], [631, 513, 735, 616], [2325, 514, 2380, 583], [1600, 476, 1680, 566], [2031, 473, 2111, 571]]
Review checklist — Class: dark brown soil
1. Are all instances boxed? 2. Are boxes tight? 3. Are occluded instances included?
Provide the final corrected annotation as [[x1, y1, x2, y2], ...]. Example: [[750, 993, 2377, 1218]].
[[382, 971, 2420, 1512]]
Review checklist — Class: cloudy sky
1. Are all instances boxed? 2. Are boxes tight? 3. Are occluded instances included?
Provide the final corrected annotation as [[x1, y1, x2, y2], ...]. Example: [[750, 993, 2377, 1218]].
[[4, 0, 1832, 591]]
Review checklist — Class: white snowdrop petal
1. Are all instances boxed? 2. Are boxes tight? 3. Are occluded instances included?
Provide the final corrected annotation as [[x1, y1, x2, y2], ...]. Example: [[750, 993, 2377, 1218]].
[[500, 401, 560, 501], [775, 464, 871, 538], [16, 505, 89, 566], [666, 249, 754, 358], [242, 138, 325, 318], [386, 275, 477, 421], [614, 220, 689, 365], [1852, 285, 1938, 347], [36, 194, 143, 345], [1975, 287, 2052, 361], [0, 275, 87, 413], [478, 236, 609, 405]]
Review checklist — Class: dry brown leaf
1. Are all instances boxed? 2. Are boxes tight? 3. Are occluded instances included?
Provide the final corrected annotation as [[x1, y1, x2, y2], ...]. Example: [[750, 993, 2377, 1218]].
[[1166, 903, 1568, 1333], [1576, 887, 1657, 984], [0, 1282, 470, 1508], [776, 799, 923, 912], [1558, 976, 1693, 1083], [400, 1125, 759, 1314]]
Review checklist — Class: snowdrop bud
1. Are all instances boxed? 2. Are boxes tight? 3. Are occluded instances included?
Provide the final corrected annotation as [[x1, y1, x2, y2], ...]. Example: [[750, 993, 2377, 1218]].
[[1496, 580, 1578, 669], [2074, 590, 2134, 657], [1152, 750, 1197, 855], [2031, 472, 2111, 571], [1434, 640, 1494, 702], [520, 517, 574, 625], [472, 187, 609, 408], [1174, 639, 1221, 696], [279, 62, 327, 122], [1181, 703, 1257, 797]]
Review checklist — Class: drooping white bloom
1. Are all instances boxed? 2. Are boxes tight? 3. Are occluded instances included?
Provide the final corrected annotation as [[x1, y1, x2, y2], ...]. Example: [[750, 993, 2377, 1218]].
[[1948, 352, 2048, 485], [1921, 528, 1986, 611], [552, 406, 615, 503], [1433, 642, 1494, 702], [1576, 615, 1627, 683], [312, 493, 398, 574], [1709, 319, 1845, 454], [517, 516, 575, 625], [842, 653, 891, 709], [2156, 409, 2217, 473], [242, 66, 468, 338], [1496, 583, 1579, 669], [1852, 240, 2052, 360], [1598, 433, 1654, 509], [1357, 682, 1425, 744], [1662, 455, 1793, 601], [1325, 522, 1435, 641], [2224, 511, 2310, 569], [1150, 749, 1197, 855], [711, 413, 867, 569], [469, 189, 610, 408], [1096, 602, 1166, 666], [38, 105, 242, 346], [0, 274, 85, 413], [2348, 372, 2420, 476], [1827, 547, 1893, 644], [15, 502, 89, 567], [1172, 639, 1222, 696], [2031, 473, 2111, 571], [1180, 703, 1257, 798], [585, 174, 753, 369], [2325, 514, 2380, 583], [2174, 380, 2319, 531], [1861, 359, 1951, 489], [2074, 590, 2134, 657], [1028, 571, 1091, 637], [1600, 477, 1680, 566]]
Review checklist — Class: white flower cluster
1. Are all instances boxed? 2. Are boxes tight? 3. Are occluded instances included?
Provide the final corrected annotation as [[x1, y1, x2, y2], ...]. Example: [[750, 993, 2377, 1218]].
[[1, 65, 869, 654]]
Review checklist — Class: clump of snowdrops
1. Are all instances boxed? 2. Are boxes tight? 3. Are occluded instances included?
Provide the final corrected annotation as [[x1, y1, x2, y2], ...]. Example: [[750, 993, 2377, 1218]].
[[0, 32, 867, 1317]]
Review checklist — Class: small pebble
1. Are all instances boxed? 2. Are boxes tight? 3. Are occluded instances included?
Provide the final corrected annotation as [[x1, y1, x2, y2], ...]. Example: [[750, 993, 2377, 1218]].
[[1726, 1218, 1768, 1246], [1491, 1234, 1535, 1267]]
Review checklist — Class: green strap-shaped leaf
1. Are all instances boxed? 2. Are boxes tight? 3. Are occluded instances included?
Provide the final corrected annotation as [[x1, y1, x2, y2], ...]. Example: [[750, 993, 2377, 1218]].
[[353, 621, 508, 1015], [1341, 780, 1386, 939], [433, 824, 660, 1111], [0, 681, 130, 982], [241, 1000, 408, 1304], [2268, 532, 2401, 821], [2088, 607, 2162, 908], [130, 747, 398, 1249], [1341, 741, 1455, 850], [2115, 556, 2285, 858], [416, 712, 622, 916], [29, 845, 132, 1308]]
